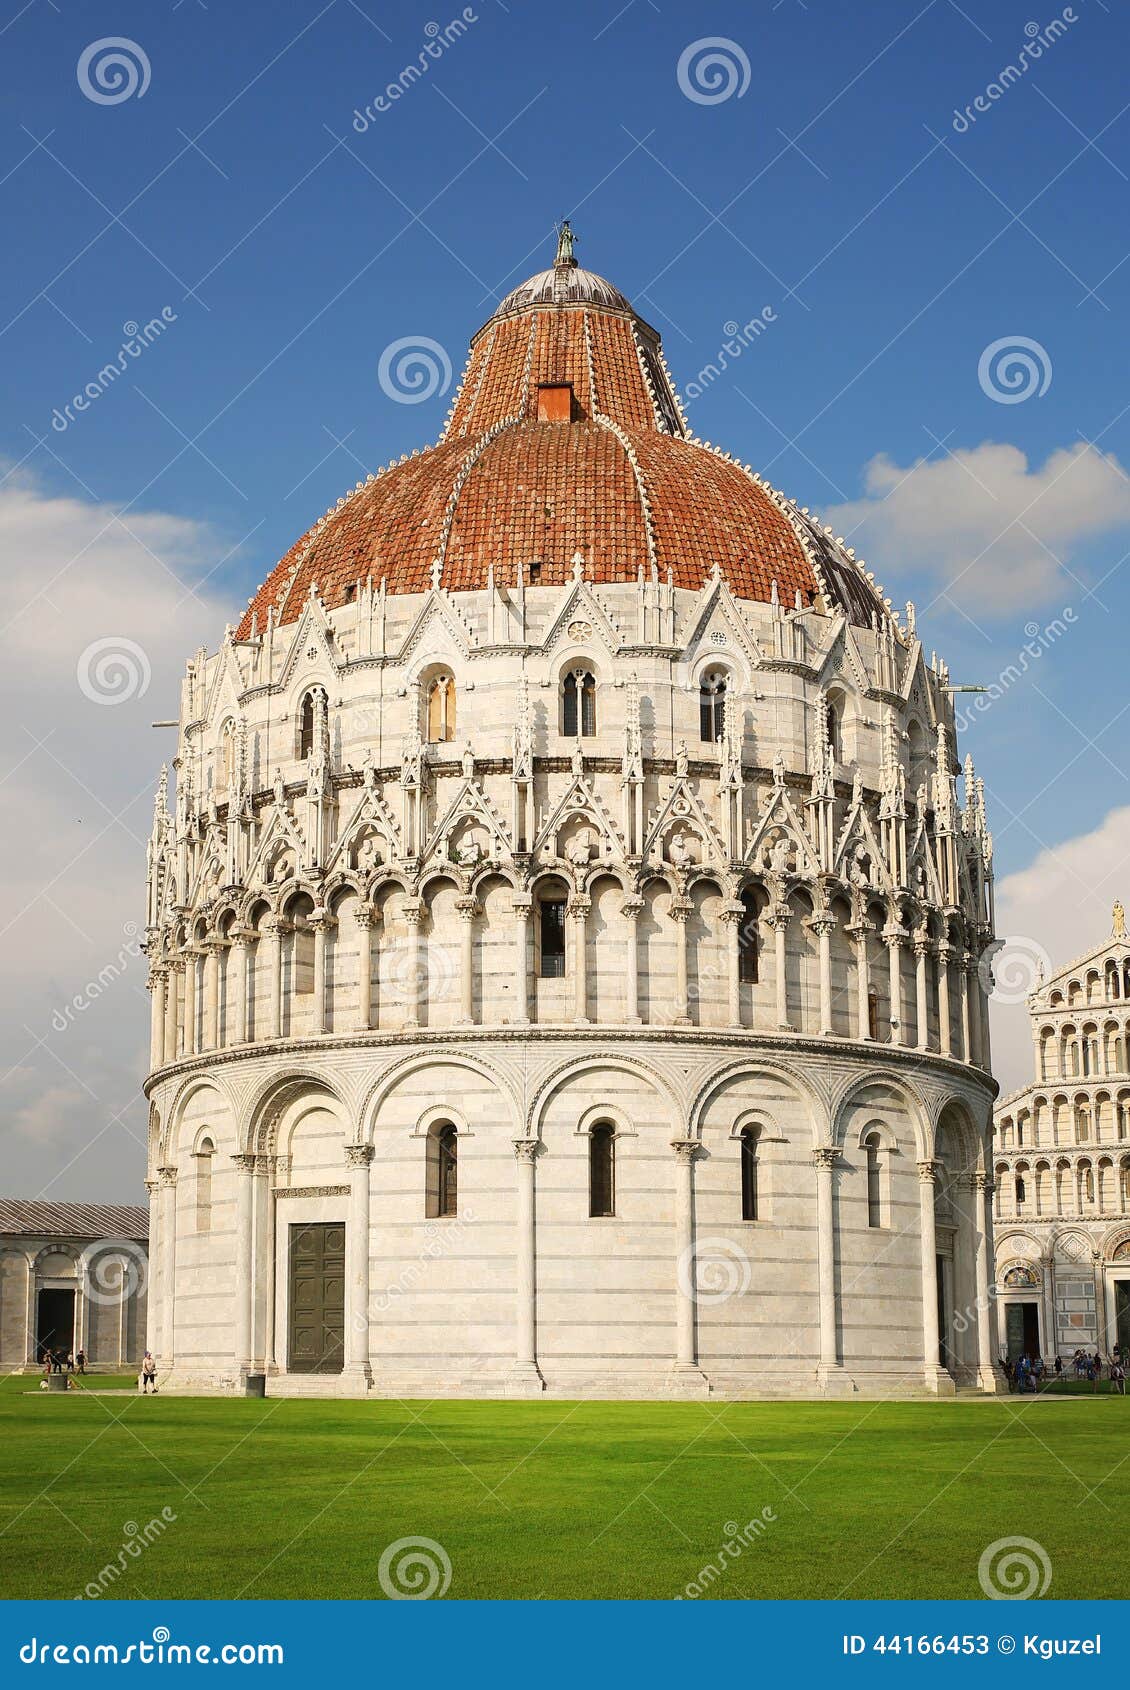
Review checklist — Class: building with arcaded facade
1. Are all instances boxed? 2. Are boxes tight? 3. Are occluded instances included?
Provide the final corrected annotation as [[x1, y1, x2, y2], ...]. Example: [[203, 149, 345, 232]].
[[993, 906, 1130, 1362], [0, 1200, 148, 1370], [142, 228, 1003, 1399]]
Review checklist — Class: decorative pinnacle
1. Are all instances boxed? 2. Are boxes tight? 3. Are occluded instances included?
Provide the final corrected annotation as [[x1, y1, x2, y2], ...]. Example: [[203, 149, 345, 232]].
[[554, 219, 577, 268]]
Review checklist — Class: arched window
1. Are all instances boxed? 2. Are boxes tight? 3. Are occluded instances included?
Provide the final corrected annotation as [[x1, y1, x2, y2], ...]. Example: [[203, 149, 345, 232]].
[[1016, 1119, 1024, 1147], [699, 670, 727, 743], [738, 889, 759, 984], [426, 674, 456, 743], [195, 1137, 215, 1233], [299, 691, 316, 759], [538, 895, 567, 978], [867, 987, 880, 1042], [217, 719, 236, 794], [562, 668, 597, 737], [740, 1127, 760, 1221], [589, 1123, 615, 1217], [1015, 1173, 1026, 1209], [826, 701, 842, 765], [865, 1132, 883, 1228], [426, 1122, 458, 1218]]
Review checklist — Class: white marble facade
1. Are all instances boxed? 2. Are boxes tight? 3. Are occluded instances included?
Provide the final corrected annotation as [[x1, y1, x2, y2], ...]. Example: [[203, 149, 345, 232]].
[[143, 571, 1003, 1399], [993, 912, 1130, 1361]]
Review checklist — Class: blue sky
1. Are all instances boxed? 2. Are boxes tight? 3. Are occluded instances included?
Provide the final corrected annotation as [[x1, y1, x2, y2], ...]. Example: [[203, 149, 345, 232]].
[[2, 0, 1129, 1194]]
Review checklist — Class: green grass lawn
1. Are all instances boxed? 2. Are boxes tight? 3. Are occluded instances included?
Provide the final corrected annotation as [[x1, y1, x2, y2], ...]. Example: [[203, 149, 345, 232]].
[[1, 1376, 1127, 1600]]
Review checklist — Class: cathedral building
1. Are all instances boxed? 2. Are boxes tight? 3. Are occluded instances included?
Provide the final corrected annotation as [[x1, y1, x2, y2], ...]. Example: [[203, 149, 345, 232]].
[[993, 905, 1130, 1362], [142, 228, 1003, 1399]]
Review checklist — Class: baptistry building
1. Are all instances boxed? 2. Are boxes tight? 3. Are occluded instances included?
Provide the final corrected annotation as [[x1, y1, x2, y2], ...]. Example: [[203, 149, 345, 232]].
[[142, 229, 1002, 1399]]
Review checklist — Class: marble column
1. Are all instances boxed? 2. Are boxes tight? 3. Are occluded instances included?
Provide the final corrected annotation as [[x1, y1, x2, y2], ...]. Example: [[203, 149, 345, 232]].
[[813, 1147, 841, 1384], [918, 1160, 954, 1393], [512, 896, 532, 1025], [203, 940, 222, 1050], [263, 919, 285, 1041], [671, 1138, 703, 1376], [1093, 1253, 1108, 1352], [847, 922, 871, 1040], [812, 915, 834, 1036], [669, 898, 692, 1027], [164, 959, 181, 1060], [455, 897, 480, 1026], [229, 931, 251, 1045], [970, 1172, 1004, 1390], [144, 1177, 161, 1356], [232, 1153, 255, 1376], [966, 959, 983, 1067], [569, 896, 591, 1024], [157, 1166, 178, 1366], [958, 955, 972, 1064], [769, 907, 790, 1030], [884, 927, 905, 1045], [914, 933, 931, 1051], [148, 969, 167, 1069], [353, 906, 374, 1032], [401, 900, 423, 1029], [310, 910, 335, 1035], [937, 943, 953, 1057], [512, 1139, 543, 1388], [344, 1144, 374, 1383], [181, 947, 199, 1055], [719, 900, 744, 1030], [621, 896, 643, 1025]]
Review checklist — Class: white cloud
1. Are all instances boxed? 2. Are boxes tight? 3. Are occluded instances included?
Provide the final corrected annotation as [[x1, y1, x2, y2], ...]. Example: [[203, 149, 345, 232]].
[[990, 804, 1130, 1096], [825, 442, 1130, 613], [0, 470, 227, 1201]]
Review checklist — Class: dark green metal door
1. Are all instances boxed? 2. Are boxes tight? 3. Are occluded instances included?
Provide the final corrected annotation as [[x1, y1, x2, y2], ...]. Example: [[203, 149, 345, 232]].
[[288, 1222, 345, 1374]]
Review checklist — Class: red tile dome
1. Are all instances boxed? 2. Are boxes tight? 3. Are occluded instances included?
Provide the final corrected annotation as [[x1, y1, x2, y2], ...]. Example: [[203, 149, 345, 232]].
[[235, 228, 891, 639]]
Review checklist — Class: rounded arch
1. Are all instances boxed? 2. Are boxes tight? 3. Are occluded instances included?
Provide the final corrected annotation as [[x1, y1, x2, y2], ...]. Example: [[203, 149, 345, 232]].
[[528, 1052, 682, 1140], [688, 1055, 824, 1143], [828, 1068, 932, 1160], [161, 1073, 239, 1163], [243, 1069, 349, 1158], [359, 1048, 520, 1146]]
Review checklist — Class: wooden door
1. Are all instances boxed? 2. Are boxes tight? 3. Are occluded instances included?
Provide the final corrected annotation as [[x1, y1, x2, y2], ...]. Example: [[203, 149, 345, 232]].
[[288, 1222, 345, 1374]]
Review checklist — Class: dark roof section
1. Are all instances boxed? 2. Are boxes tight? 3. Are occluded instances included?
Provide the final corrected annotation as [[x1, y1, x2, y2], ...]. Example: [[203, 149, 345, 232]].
[[0, 1199, 148, 1239]]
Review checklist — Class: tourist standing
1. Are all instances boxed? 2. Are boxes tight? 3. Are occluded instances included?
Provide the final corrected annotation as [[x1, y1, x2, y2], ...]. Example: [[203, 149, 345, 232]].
[[140, 1352, 157, 1394]]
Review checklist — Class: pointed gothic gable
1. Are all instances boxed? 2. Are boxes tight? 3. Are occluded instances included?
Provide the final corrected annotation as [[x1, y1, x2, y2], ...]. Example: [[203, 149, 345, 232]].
[[541, 575, 623, 658], [532, 772, 626, 861], [244, 802, 306, 890], [202, 638, 248, 729], [814, 617, 868, 694], [832, 796, 895, 893], [905, 814, 944, 906], [644, 773, 728, 867], [745, 782, 821, 876], [422, 773, 513, 865], [900, 642, 939, 727], [326, 780, 404, 874], [276, 594, 342, 692], [677, 574, 762, 673], [395, 586, 476, 670]]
